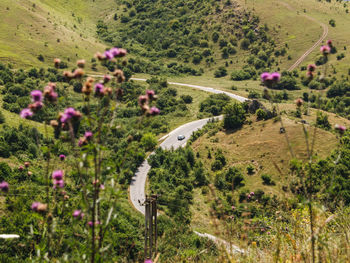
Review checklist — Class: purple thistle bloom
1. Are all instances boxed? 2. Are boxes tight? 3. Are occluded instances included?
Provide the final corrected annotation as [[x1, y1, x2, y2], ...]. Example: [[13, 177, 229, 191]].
[[103, 75, 111, 83], [0, 181, 9, 192], [100, 184, 105, 190], [144, 260, 153, 263], [104, 51, 114, 60], [146, 89, 155, 100], [88, 221, 93, 227], [260, 72, 271, 82], [52, 170, 63, 180], [149, 107, 160, 116], [94, 83, 104, 94], [31, 202, 40, 211], [65, 107, 76, 118], [31, 90, 43, 102], [20, 108, 33, 119], [307, 64, 317, 72], [271, 72, 281, 82], [250, 192, 255, 196], [320, 45, 331, 55], [73, 210, 81, 218], [59, 154, 66, 161], [110, 47, 120, 57], [53, 179, 64, 189], [84, 131, 93, 140]]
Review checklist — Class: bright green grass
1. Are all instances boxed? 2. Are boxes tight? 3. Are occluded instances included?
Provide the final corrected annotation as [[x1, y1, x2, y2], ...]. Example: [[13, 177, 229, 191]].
[[0, 0, 107, 68]]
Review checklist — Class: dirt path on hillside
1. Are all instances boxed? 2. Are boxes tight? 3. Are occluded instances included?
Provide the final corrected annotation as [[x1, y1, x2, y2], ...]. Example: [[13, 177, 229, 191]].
[[279, 1, 329, 71]]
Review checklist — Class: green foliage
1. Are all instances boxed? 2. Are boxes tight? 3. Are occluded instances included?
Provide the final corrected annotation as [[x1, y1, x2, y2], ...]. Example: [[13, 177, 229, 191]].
[[316, 111, 331, 130], [199, 93, 231, 116], [140, 132, 157, 151], [214, 66, 227, 78], [223, 102, 246, 130], [261, 174, 275, 185]]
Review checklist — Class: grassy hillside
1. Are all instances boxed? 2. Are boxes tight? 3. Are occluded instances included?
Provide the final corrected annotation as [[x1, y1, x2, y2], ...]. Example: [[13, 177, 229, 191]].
[[238, 0, 350, 75], [0, 0, 108, 67]]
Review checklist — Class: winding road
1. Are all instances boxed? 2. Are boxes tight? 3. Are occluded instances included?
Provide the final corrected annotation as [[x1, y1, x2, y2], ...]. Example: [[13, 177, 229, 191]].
[[128, 0, 328, 255]]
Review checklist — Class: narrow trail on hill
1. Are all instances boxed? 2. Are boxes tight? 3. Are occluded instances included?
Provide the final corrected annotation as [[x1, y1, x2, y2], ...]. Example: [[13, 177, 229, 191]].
[[280, 1, 329, 71]]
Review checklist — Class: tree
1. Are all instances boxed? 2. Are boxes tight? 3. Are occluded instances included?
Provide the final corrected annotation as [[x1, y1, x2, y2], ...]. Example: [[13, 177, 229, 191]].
[[141, 132, 158, 151], [223, 102, 246, 130]]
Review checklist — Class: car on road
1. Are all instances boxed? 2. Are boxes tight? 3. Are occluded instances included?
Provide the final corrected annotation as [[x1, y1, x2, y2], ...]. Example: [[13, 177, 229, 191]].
[[177, 135, 185, 140]]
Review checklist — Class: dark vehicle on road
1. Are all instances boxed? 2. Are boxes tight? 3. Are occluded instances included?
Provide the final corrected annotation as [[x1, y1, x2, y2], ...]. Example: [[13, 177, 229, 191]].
[[177, 135, 185, 140]]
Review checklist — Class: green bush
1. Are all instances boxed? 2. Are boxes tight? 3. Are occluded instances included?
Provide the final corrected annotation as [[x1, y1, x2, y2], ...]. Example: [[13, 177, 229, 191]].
[[223, 102, 246, 130], [261, 174, 275, 185]]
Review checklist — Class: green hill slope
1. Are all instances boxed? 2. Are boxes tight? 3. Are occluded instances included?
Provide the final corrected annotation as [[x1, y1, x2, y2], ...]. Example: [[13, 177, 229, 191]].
[[0, 0, 109, 67]]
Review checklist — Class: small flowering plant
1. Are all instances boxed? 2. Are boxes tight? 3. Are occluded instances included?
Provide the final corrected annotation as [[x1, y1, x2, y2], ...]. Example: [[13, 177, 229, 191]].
[[18, 47, 159, 262]]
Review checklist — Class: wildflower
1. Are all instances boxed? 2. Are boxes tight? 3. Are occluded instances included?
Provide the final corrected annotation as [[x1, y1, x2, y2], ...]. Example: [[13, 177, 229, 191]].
[[44, 84, 58, 102], [271, 72, 281, 82], [18, 166, 24, 171], [250, 192, 255, 196], [144, 260, 153, 263], [113, 69, 125, 83], [231, 206, 236, 210], [104, 87, 113, 96], [54, 58, 61, 67], [103, 75, 111, 83], [31, 90, 43, 102], [94, 83, 104, 96], [59, 154, 66, 161], [73, 68, 84, 78], [73, 210, 82, 218], [31, 202, 47, 212], [146, 90, 156, 100], [295, 98, 303, 107], [320, 45, 330, 55], [0, 181, 9, 192], [104, 50, 114, 60], [88, 221, 100, 227], [76, 59, 86, 68], [260, 72, 271, 82], [94, 52, 105, 61], [50, 120, 59, 127], [60, 108, 79, 123], [53, 179, 64, 189], [29, 101, 44, 112], [27, 171, 33, 176], [307, 64, 316, 72], [138, 95, 148, 106], [52, 170, 64, 180], [327, 39, 333, 47], [20, 108, 33, 119], [84, 131, 93, 141], [82, 83, 93, 96], [335, 124, 346, 135], [78, 138, 86, 147], [24, 162, 30, 168], [110, 47, 120, 57], [63, 71, 74, 80], [149, 107, 160, 116], [100, 184, 105, 190]]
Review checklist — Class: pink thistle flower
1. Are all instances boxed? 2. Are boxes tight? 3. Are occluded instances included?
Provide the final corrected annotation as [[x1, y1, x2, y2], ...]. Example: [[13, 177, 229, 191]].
[[20, 108, 33, 119], [320, 45, 331, 55], [0, 181, 9, 192], [53, 179, 64, 189], [110, 47, 120, 57], [335, 124, 346, 135], [31, 90, 43, 102], [94, 83, 104, 95], [73, 210, 81, 218], [260, 72, 271, 82], [24, 162, 30, 168], [31, 202, 40, 211], [60, 108, 76, 123], [149, 107, 160, 116], [144, 260, 153, 263], [59, 154, 66, 161], [29, 101, 44, 112], [87, 221, 100, 227], [103, 75, 111, 83], [138, 95, 148, 106], [52, 170, 64, 180], [271, 72, 281, 82], [104, 51, 114, 60], [306, 71, 314, 80], [146, 90, 155, 100], [250, 192, 255, 196], [84, 131, 93, 141], [100, 184, 105, 190], [327, 39, 333, 47], [307, 64, 316, 72], [231, 206, 236, 210], [18, 166, 24, 171]]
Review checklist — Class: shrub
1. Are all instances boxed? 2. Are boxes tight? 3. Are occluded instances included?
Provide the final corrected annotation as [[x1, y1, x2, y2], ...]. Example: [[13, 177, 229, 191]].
[[256, 109, 267, 120], [214, 66, 227, 78], [261, 174, 275, 185], [247, 165, 255, 175], [223, 102, 246, 130]]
